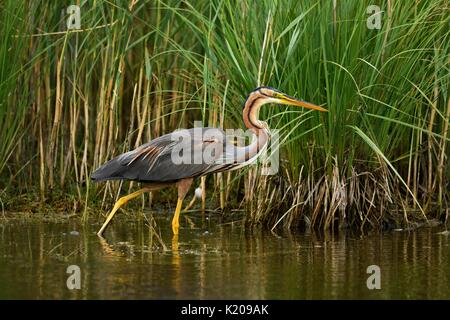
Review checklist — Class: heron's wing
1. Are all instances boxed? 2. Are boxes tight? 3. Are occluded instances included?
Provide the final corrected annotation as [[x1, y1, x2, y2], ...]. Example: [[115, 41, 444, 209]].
[[91, 128, 234, 182]]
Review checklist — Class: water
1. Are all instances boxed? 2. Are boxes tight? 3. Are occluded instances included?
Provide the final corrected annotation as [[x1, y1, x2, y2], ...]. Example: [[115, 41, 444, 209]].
[[0, 212, 449, 299]]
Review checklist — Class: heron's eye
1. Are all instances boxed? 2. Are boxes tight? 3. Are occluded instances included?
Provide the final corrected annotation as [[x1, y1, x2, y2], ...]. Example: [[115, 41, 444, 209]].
[[273, 92, 284, 99]]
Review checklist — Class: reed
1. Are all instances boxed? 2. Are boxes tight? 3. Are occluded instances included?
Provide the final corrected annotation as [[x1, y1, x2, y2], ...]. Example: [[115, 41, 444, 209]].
[[0, 2, 28, 182], [0, 0, 448, 230]]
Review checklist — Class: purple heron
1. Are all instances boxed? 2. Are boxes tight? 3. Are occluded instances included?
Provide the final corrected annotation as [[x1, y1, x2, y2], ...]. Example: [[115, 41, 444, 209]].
[[92, 87, 326, 236]]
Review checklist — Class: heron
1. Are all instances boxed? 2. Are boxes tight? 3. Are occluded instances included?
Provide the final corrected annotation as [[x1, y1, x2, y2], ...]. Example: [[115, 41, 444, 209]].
[[92, 86, 326, 236]]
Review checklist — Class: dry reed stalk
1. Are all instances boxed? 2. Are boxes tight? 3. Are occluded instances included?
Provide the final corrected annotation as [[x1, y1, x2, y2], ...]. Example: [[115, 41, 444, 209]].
[[426, 52, 439, 204], [61, 67, 81, 191], [413, 113, 423, 209], [106, 57, 124, 166], [34, 59, 46, 201], [210, 92, 224, 208], [80, 85, 90, 183], [47, 42, 66, 190], [168, 64, 179, 130], [142, 68, 153, 205], [405, 124, 415, 208], [126, 83, 138, 196], [179, 81, 189, 129], [153, 82, 163, 139], [135, 66, 144, 145], [128, 83, 138, 146], [63, 85, 82, 196], [99, 73, 112, 164], [93, 50, 109, 169], [135, 66, 149, 148], [81, 85, 90, 221]]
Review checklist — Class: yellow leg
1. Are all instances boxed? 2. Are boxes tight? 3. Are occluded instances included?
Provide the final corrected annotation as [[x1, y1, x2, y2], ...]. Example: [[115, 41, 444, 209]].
[[182, 195, 197, 212], [172, 198, 183, 235], [97, 188, 148, 237]]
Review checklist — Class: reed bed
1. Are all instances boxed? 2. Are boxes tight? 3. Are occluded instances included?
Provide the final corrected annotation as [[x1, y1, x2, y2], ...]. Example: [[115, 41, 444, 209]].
[[0, 0, 449, 230]]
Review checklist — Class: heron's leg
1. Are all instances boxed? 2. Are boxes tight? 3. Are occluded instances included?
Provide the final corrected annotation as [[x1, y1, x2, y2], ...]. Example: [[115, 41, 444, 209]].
[[183, 186, 203, 212], [172, 199, 183, 235], [182, 195, 197, 212], [97, 188, 150, 237], [172, 178, 193, 234]]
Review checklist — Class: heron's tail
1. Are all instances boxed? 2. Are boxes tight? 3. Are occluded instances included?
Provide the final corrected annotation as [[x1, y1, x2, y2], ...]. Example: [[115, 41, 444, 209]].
[[91, 158, 125, 182]]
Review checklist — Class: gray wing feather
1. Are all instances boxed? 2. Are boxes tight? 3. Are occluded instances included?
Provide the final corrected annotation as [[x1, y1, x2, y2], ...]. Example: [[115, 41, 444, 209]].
[[91, 128, 233, 183]]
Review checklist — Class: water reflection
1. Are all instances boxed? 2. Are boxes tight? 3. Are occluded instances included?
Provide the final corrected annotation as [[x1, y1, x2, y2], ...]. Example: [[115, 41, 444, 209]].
[[0, 213, 449, 299]]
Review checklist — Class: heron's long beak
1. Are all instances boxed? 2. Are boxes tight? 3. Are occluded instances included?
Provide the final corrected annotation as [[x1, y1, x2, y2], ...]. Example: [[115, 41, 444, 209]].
[[278, 94, 327, 112]]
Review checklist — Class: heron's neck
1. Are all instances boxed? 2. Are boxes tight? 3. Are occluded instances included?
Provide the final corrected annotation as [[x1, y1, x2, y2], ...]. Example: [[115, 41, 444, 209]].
[[243, 95, 268, 135], [240, 95, 270, 161]]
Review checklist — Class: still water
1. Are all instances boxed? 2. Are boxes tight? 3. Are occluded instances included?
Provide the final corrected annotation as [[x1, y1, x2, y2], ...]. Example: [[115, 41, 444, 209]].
[[0, 212, 449, 299]]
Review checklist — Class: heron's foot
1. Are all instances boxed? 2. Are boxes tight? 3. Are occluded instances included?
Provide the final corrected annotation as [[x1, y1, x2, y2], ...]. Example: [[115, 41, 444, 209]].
[[97, 188, 150, 237]]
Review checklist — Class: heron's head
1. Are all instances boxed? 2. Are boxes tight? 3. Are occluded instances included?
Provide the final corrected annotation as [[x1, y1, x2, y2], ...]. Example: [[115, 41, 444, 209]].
[[249, 86, 327, 112]]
